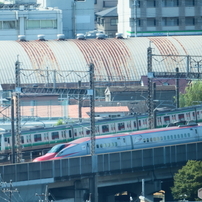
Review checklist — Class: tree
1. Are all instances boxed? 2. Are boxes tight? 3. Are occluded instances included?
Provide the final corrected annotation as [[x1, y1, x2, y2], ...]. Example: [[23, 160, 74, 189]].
[[55, 119, 64, 125], [179, 81, 202, 107], [171, 160, 202, 201]]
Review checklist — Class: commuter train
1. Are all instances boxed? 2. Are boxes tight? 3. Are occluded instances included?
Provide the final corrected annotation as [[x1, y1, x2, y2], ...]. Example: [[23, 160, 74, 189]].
[[33, 122, 202, 161], [1, 104, 202, 154]]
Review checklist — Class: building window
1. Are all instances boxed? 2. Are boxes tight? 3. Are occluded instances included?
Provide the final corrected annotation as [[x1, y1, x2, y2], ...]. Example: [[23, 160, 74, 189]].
[[0, 21, 16, 29], [41, 20, 57, 29], [185, 17, 195, 25], [185, 0, 195, 6], [147, 0, 156, 7], [101, 18, 105, 25], [34, 134, 42, 142], [110, 19, 118, 26], [162, 17, 179, 26], [147, 18, 156, 26], [26, 20, 57, 29], [162, 0, 179, 7]]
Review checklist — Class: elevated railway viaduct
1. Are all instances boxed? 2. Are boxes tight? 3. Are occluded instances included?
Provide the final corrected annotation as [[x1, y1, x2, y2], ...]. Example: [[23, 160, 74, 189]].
[[0, 141, 201, 202]]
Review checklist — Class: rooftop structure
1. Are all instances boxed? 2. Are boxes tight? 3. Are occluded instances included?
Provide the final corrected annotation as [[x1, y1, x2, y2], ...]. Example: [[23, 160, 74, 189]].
[[0, 1, 62, 40], [0, 36, 201, 85]]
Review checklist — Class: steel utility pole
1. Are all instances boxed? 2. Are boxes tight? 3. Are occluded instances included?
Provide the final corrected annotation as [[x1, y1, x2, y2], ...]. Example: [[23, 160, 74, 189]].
[[89, 63, 98, 202], [78, 80, 82, 122], [2, 180, 19, 202], [15, 57, 22, 163], [134, 0, 138, 37], [11, 96, 15, 163], [147, 46, 154, 129], [176, 67, 179, 108]]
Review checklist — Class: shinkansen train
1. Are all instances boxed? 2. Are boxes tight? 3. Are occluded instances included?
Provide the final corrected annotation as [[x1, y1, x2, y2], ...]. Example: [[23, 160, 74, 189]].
[[33, 122, 202, 161], [1, 105, 202, 153]]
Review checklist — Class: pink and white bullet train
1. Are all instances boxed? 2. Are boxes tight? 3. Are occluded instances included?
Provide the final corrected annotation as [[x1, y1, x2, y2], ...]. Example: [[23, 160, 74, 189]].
[[33, 122, 202, 162]]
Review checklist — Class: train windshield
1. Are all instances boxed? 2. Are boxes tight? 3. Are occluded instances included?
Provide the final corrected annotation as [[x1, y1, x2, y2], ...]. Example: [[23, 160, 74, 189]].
[[47, 144, 68, 153]]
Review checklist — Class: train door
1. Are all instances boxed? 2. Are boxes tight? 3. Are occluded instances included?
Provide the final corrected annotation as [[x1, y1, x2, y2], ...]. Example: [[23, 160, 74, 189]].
[[1, 134, 5, 151], [68, 130, 72, 138], [117, 137, 127, 147], [156, 117, 162, 127], [86, 142, 91, 154], [185, 113, 191, 121]]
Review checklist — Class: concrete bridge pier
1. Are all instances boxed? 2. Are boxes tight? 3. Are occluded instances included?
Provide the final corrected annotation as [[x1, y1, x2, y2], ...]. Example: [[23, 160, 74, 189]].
[[74, 178, 90, 202]]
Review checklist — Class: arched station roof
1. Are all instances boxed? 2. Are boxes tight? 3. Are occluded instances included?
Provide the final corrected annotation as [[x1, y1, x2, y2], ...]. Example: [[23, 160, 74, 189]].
[[0, 36, 202, 84]]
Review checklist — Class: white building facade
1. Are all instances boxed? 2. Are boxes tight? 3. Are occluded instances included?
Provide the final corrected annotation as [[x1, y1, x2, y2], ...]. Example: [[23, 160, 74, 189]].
[[0, 2, 62, 40], [118, 0, 202, 38], [37, 0, 95, 39]]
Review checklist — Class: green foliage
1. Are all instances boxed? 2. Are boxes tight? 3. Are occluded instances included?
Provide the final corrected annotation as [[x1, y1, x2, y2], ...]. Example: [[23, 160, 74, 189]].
[[178, 81, 202, 107], [171, 160, 202, 201], [55, 119, 64, 125]]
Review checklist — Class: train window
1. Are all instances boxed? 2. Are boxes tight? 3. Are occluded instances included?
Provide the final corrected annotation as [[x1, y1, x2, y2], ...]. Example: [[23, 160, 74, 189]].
[[171, 135, 173, 139], [164, 136, 166, 140], [181, 134, 183, 138], [52, 132, 59, 140], [177, 134, 180, 138], [123, 138, 126, 143], [96, 144, 99, 148], [102, 125, 109, 133], [178, 114, 185, 120], [184, 133, 187, 137], [21, 136, 24, 144], [147, 138, 149, 142], [164, 116, 170, 123], [138, 120, 141, 127], [160, 136, 163, 141], [153, 137, 156, 142], [112, 142, 114, 147], [150, 138, 152, 142], [118, 123, 125, 131], [115, 142, 118, 146], [86, 130, 90, 135], [143, 138, 146, 143], [34, 134, 42, 142], [167, 136, 170, 140], [188, 133, 190, 137], [100, 144, 103, 148], [108, 143, 110, 147]]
